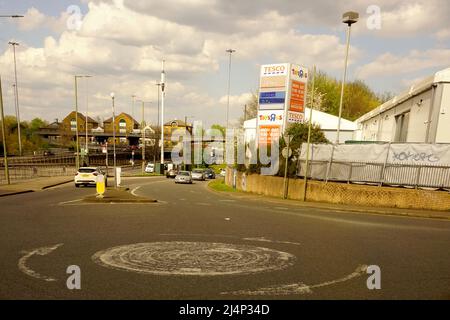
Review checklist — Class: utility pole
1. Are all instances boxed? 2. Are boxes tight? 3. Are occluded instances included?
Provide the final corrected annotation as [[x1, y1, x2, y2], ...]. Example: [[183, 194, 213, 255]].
[[85, 76, 91, 165], [74, 76, 80, 169], [74, 75, 91, 168], [1, 16, 23, 177], [336, 11, 359, 144], [225, 49, 235, 129], [244, 104, 247, 122], [160, 60, 165, 168], [9, 41, 22, 156], [0, 77, 10, 184], [303, 66, 316, 201], [131, 95, 136, 120], [111, 92, 117, 188]]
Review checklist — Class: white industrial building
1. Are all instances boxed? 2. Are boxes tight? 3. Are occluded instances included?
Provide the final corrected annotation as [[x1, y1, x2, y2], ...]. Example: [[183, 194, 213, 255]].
[[244, 107, 356, 144], [355, 67, 450, 143]]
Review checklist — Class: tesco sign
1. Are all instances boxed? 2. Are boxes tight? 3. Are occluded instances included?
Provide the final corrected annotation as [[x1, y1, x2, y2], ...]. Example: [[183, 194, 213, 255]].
[[261, 63, 288, 76]]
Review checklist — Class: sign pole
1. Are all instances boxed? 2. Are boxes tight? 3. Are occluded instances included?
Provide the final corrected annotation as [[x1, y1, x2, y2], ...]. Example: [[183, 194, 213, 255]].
[[303, 65, 316, 201]]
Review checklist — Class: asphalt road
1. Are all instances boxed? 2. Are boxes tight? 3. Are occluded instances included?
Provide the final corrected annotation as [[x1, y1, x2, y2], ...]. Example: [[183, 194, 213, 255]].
[[0, 176, 449, 299]]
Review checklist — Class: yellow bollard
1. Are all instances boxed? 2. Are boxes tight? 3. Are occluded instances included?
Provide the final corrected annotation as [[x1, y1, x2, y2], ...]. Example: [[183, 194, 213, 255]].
[[96, 174, 105, 198]]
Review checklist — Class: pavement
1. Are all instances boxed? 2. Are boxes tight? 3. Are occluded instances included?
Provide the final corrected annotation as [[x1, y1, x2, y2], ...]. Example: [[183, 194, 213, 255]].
[[0, 176, 449, 299], [207, 180, 450, 221], [0, 176, 73, 197]]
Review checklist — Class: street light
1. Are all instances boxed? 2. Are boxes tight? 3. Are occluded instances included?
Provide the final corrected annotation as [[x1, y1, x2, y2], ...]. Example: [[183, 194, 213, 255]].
[[110, 92, 117, 188], [9, 41, 21, 156], [336, 11, 358, 144], [84, 76, 93, 165], [74, 75, 91, 169], [0, 77, 10, 184], [0, 15, 23, 184], [136, 99, 151, 174], [225, 49, 236, 129], [160, 60, 165, 168]]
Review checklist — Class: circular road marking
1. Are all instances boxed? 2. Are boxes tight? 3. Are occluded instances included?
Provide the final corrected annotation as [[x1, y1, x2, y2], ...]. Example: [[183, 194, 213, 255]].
[[92, 241, 295, 276]]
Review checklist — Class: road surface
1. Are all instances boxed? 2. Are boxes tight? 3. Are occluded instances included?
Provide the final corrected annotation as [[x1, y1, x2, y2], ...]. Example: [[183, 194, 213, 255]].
[[0, 176, 449, 299]]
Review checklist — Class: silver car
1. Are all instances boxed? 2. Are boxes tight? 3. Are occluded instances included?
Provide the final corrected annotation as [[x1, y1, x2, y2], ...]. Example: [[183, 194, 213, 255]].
[[191, 169, 206, 181], [175, 171, 193, 184]]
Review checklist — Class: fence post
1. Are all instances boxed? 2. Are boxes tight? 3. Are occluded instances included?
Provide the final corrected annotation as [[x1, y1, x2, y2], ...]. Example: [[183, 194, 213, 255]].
[[325, 144, 335, 183], [379, 142, 391, 187], [415, 166, 422, 189], [347, 163, 353, 184]]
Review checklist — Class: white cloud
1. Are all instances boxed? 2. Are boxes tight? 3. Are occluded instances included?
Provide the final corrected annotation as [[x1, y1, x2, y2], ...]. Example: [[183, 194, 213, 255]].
[[356, 49, 450, 79]]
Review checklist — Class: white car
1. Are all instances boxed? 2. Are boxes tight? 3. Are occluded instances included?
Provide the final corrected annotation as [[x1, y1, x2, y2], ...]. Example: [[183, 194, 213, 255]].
[[75, 167, 107, 187], [191, 169, 206, 181], [145, 163, 155, 173], [175, 171, 193, 184]]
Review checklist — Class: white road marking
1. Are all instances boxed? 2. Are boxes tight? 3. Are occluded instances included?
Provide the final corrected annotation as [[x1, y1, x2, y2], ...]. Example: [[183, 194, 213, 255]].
[[92, 242, 295, 276], [219, 199, 235, 202], [197, 202, 211, 206], [131, 186, 141, 196], [18, 243, 64, 282], [222, 265, 368, 296], [58, 199, 83, 205], [243, 237, 301, 246]]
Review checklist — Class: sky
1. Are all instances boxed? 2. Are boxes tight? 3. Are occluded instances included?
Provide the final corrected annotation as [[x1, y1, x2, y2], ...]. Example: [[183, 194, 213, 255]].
[[0, 0, 449, 128]]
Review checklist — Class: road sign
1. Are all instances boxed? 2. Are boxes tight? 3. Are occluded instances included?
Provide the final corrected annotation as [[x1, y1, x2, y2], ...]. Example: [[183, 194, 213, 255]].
[[282, 147, 292, 158]]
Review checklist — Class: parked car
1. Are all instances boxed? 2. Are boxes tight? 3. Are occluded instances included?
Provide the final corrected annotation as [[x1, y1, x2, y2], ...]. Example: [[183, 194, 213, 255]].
[[166, 168, 178, 178], [175, 171, 192, 184], [220, 168, 226, 177], [191, 169, 206, 181], [75, 167, 107, 187], [204, 168, 216, 179], [145, 163, 154, 173]]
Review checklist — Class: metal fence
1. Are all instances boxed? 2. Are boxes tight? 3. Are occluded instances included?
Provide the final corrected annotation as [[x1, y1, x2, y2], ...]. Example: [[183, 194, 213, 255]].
[[0, 166, 78, 185], [298, 159, 450, 190]]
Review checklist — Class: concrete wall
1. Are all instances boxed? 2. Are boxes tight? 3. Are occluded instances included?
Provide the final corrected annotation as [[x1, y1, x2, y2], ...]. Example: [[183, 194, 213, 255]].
[[225, 170, 450, 211]]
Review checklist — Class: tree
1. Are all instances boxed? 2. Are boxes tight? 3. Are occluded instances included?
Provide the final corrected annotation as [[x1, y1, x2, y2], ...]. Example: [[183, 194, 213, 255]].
[[277, 122, 329, 177], [239, 91, 258, 126]]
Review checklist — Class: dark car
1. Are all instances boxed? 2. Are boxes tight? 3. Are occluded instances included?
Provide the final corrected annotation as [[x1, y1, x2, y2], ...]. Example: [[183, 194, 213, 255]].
[[204, 168, 216, 179], [166, 168, 178, 178]]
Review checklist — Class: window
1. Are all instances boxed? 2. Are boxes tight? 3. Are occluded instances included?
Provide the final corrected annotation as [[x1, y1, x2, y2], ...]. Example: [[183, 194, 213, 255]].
[[394, 111, 410, 142], [119, 119, 126, 127], [70, 119, 77, 131]]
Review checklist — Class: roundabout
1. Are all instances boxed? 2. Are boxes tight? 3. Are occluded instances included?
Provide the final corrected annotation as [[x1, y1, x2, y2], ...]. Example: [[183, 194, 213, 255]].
[[92, 241, 296, 276]]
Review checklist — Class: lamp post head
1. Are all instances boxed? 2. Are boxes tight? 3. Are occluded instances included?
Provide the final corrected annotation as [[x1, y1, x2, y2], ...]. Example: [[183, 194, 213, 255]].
[[226, 49, 236, 54], [110, 92, 115, 98], [342, 11, 359, 26]]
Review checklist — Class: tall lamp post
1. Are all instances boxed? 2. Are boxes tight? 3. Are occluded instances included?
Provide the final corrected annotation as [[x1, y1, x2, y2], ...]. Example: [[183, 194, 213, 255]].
[[0, 15, 23, 184], [225, 49, 235, 129], [84, 76, 92, 165], [110, 92, 117, 188], [137, 99, 151, 174], [9, 41, 22, 156], [74, 75, 91, 169], [336, 11, 358, 144], [160, 60, 165, 168]]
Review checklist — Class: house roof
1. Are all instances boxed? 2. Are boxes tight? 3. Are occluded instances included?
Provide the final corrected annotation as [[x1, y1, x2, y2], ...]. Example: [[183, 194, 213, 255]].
[[356, 67, 450, 123], [164, 119, 192, 127], [65, 111, 98, 124], [104, 112, 139, 124]]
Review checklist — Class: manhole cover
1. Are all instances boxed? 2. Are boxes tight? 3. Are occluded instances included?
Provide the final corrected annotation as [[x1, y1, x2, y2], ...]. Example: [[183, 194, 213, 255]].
[[92, 241, 295, 276]]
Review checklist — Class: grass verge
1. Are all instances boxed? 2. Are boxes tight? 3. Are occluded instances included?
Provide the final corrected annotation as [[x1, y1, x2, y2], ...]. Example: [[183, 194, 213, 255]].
[[208, 178, 237, 193]]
